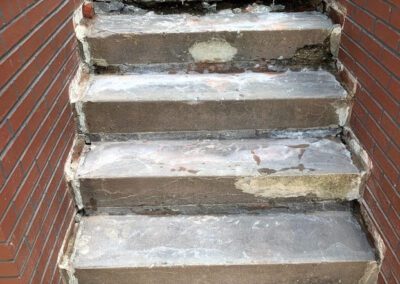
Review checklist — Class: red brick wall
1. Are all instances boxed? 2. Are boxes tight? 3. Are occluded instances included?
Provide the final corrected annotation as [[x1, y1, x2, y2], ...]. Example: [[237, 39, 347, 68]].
[[337, 0, 399, 283], [0, 1, 81, 283]]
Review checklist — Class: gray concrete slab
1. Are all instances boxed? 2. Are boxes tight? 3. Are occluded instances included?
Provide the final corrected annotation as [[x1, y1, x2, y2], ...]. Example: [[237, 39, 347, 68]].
[[72, 212, 376, 283], [84, 11, 333, 65], [76, 70, 348, 133], [76, 137, 362, 210]]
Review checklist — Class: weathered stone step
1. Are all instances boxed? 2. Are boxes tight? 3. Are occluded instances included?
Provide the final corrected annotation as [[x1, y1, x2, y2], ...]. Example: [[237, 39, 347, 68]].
[[81, 11, 333, 66], [73, 71, 348, 135], [75, 137, 362, 211], [68, 212, 377, 284]]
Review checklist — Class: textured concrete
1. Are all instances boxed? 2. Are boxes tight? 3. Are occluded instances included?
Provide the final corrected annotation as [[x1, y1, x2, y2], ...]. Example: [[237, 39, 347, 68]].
[[76, 137, 361, 210], [77, 70, 348, 134], [72, 212, 376, 284], [85, 11, 333, 65]]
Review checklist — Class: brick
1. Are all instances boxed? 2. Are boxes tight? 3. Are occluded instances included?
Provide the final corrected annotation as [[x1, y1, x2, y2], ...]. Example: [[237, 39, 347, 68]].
[[350, 115, 374, 154], [6, 28, 76, 131], [0, 240, 30, 277], [364, 189, 399, 250], [0, 0, 80, 281], [390, 7, 400, 30], [0, 0, 64, 58], [364, 0, 392, 21], [0, 122, 12, 151], [0, 164, 24, 217], [375, 20, 400, 51], [389, 77, 400, 102], [0, 1, 74, 90], [381, 112, 400, 148], [356, 87, 382, 120], [349, 4, 376, 33], [380, 47, 400, 79], [373, 146, 398, 185]]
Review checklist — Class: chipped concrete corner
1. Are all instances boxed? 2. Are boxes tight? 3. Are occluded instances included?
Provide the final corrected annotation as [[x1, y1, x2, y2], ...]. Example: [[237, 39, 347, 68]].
[[330, 24, 342, 58], [69, 64, 90, 134], [64, 135, 86, 210], [359, 261, 379, 284], [337, 60, 358, 97], [73, 6, 91, 66], [189, 38, 238, 63], [59, 222, 82, 284]]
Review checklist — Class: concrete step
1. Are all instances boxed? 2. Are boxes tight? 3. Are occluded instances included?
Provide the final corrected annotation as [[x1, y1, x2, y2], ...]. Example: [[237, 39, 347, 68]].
[[73, 70, 348, 135], [81, 11, 333, 66], [68, 212, 377, 284], [75, 137, 362, 211]]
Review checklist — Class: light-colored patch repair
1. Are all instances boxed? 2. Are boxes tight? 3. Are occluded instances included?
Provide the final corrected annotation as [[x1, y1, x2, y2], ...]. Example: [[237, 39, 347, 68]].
[[92, 58, 108, 67], [189, 38, 237, 63], [235, 174, 361, 200]]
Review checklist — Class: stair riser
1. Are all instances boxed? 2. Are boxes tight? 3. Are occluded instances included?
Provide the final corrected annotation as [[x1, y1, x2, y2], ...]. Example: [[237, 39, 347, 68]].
[[87, 30, 330, 66], [79, 174, 360, 210], [75, 262, 373, 284], [76, 99, 347, 134]]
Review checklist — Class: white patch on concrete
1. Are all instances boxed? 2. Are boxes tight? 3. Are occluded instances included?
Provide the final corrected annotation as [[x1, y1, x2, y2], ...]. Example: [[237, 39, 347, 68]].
[[344, 126, 371, 171], [64, 136, 84, 209], [72, 179, 84, 210], [336, 104, 350, 126], [75, 101, 88, 134], [189, 38, 237, 63], [330, 24, 342, 58]]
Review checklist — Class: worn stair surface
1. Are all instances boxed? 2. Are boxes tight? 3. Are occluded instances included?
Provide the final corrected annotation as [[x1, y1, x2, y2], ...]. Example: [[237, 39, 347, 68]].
[[74, 70, 347, 134], [75, 137, 362, 211], [65, 1, 378, 283], [71, 212, 376, 284], [83, 11, 333, 66]]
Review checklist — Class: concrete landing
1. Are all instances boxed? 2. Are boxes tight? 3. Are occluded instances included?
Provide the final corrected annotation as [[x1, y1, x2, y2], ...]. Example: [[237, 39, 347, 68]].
[[83, 11, 333, 65], [71, 212, 377, 284], [75, 70, 348, 134], [76, 137, 362, 210]]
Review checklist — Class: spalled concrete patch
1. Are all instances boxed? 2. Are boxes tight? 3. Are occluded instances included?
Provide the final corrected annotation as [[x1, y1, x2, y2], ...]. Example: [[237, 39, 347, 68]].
[[235, 173, 361, 200], [189, 38, 237, 63]]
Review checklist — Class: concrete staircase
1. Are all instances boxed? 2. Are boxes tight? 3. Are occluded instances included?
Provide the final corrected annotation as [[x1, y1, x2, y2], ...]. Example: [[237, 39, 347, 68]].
[[63, 1, 378, 283]]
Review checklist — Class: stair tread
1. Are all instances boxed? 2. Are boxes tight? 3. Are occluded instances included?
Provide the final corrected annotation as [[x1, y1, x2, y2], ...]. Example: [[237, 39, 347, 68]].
[[89, 11, 332, 36], [77, 137, 359, 179], [73, 211, 375, 269], [81, 70, 346, 102]]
